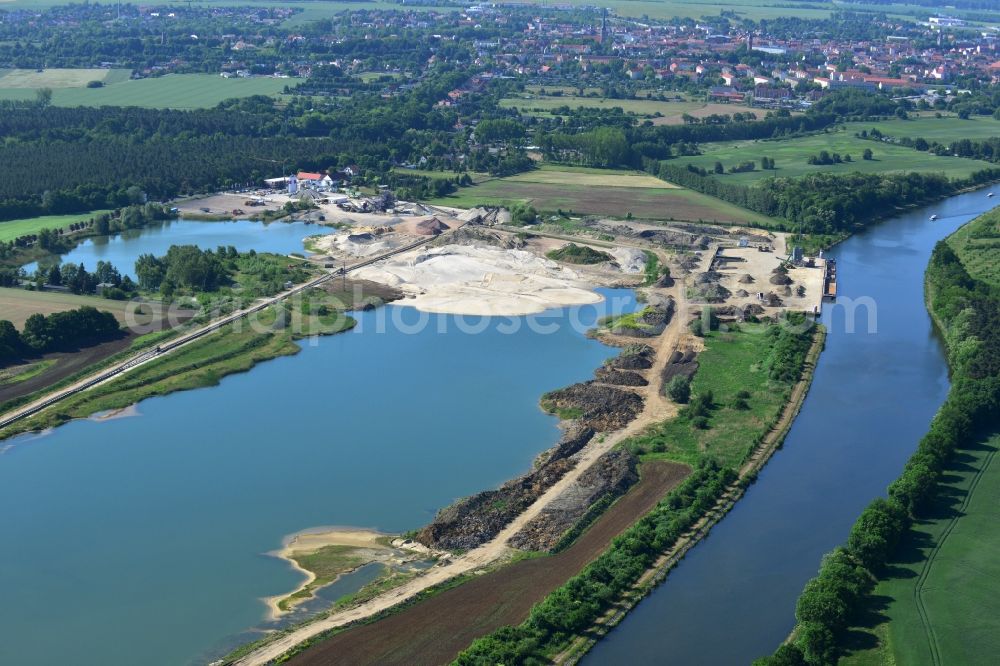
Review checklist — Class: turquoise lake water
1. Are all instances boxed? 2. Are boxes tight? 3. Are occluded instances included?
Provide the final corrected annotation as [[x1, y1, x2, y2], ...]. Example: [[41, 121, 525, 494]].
[[0, 274, 635, 664]]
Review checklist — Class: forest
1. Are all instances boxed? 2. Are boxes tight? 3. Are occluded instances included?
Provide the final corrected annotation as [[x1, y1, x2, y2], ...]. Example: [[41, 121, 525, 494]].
[[0, 69, 473, 220]]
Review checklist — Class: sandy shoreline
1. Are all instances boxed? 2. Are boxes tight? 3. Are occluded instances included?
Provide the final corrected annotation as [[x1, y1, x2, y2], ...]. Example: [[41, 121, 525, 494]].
[[264, 527, 392, 619]]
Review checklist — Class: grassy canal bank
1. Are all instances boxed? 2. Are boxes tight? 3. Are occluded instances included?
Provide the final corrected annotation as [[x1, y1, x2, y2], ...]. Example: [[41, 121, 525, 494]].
[[756, 209, 1000, 665]]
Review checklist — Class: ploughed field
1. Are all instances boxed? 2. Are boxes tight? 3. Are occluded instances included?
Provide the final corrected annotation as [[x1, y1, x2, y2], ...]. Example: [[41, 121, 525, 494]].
[[430, 166, 777, 225], [286, 461, 690, 666]]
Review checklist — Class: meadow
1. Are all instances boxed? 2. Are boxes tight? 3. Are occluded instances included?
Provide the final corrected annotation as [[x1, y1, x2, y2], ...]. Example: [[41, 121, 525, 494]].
[[678, 126, 996, 185], [946, 207, 1000, 286], [0, 68, 131, 88], [840, 434, 1000, 666], [0, 73, 297, 108], [844, 113, 1000, 143], [626, 324, 797, 469], [0, 210, 111, 243], [429, 165, 778, 224]]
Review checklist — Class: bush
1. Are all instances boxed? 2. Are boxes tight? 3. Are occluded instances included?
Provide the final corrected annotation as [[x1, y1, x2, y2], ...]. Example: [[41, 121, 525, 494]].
[[752, 644, 806, 666], [666, 375, 691, 403]]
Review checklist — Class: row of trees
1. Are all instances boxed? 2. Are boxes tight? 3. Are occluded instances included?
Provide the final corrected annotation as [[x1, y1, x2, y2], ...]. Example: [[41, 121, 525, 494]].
[[806, 150, 855, 165], [756, 240, 1000, 665], [38, 260, 132, 297], [654, 162, 997, 234], [456, 460, 737, 664], [0, 307, 121, 363]]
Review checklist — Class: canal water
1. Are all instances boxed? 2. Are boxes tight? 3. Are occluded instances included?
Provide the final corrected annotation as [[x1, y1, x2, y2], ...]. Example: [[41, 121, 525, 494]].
[[584, 189, 1000, 664], [22, 218, 322, 278], [0, 217, 639, 665]]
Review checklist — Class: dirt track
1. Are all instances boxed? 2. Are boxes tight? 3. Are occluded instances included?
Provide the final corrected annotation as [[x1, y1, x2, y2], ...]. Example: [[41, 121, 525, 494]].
[[234, 273, 690, 666], [287, 461, 689, 666]]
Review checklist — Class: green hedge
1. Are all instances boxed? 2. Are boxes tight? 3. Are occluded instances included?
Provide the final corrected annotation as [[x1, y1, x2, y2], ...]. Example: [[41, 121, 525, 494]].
[[454, 460, 736, 665]]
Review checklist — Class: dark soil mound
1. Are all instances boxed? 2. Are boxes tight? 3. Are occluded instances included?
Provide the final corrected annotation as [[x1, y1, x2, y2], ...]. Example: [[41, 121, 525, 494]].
[[509, 449, 639, 552], [608, 344, 655, 370], [594, 367, 649, 386], [542, 382, 643, 431], [661, 347, 699, 383], [769, 273, 793, 285], [415, 217, 450, 235]]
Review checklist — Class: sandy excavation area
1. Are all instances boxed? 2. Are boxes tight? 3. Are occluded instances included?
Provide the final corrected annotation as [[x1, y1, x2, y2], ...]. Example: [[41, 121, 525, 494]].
[[352, 244, 604, 316], [174, 192, 284, 219]]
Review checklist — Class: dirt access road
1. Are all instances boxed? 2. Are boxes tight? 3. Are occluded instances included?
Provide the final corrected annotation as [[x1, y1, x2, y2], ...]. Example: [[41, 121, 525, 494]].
[[234, 278, 690, 666], [287, 462, 689, 666]]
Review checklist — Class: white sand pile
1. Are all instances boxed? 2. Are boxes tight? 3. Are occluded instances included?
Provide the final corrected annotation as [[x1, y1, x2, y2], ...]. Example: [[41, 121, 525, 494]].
[[611, 248, 647, 274], [353, 244, 603, 316], [309, 230, 393, 257]]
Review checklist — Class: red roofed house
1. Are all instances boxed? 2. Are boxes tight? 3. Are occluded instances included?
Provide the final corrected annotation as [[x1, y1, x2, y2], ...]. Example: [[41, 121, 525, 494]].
[[296, 172, 333, 189]]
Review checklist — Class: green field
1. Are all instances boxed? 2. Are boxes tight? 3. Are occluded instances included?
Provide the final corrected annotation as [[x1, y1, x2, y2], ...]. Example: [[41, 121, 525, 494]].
[[2, 0, 993, 24], [840, 434, 1000, 666], [0, 73, 298, 109], [505, 164, 679, 189], [428, 166, 778, 225], [0, 68, 131, 88], [845, 114, 1000, 143], [679, 127, 995, 184], [0, 210, 110, 243], [626, 324, 803, 469], [946, 207, 1000, 286]]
